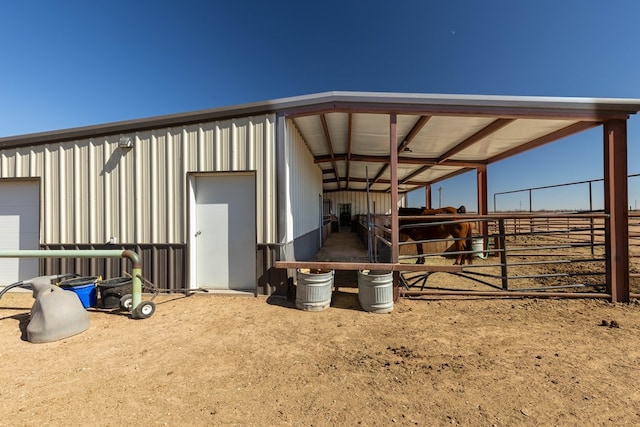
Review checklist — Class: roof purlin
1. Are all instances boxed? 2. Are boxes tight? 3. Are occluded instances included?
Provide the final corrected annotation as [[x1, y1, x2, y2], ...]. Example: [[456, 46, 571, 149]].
[[487, 121, 600, 164], [368, 115, 432, 187], [345, 113, 353, 190], [314, 153, 485, 168], [319, 114, 340, 189], [436, 118, 515, 164]]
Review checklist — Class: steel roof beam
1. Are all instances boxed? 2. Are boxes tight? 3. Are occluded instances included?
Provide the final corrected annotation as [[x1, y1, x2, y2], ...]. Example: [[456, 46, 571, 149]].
[[397, 115, 431, 153], [324, 176, 430, 186], [320, 114, 340, 188], [314, 153, 485, 168], [437, 118, 514, 164], [487, 121, 599, 164], [372, 115, 431, 185], [345, 113, 353, 190]]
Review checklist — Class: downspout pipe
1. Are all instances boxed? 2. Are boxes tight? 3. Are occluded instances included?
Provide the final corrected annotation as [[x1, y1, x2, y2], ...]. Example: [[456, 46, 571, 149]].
[[0, 249, 144, 318]]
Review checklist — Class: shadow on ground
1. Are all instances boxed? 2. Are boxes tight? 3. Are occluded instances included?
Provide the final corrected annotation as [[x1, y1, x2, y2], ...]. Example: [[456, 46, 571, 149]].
[[330, 290, 361, 311]]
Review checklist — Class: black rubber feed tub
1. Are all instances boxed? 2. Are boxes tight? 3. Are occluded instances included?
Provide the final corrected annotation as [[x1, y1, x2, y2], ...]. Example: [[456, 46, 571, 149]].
[[97, 277, 133, 309]]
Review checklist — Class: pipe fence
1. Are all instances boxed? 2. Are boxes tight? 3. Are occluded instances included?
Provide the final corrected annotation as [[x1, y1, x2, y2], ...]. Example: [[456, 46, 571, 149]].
[[357, 212, 615, 297], [493, 173, 640, 212]]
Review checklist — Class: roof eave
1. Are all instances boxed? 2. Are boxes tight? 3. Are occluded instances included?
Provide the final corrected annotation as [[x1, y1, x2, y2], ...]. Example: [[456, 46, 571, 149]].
[[2, 91, 640, 149]]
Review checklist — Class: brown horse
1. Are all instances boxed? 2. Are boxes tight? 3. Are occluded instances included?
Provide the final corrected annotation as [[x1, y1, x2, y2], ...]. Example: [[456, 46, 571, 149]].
[[398, 206, 473, 265], [399, 205, 466, 216]]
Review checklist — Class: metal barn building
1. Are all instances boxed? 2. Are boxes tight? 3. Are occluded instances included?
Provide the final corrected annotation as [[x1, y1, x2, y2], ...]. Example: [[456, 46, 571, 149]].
[[0, 92, 410, 294], [1, 91, 640, 300]]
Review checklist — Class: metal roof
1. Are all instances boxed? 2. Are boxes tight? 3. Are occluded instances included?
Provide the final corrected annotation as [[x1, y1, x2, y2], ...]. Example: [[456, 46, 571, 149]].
[[281, 92, 640, 194], [3, 91, 640, 193]]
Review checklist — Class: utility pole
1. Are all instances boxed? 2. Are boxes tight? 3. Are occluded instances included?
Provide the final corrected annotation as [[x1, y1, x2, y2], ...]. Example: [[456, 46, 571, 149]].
[[438, 187, 442, 208]]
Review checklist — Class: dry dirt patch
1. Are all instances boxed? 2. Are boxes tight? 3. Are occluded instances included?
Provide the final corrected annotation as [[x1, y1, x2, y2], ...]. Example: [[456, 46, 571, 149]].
[[1, 290, 640, 426]]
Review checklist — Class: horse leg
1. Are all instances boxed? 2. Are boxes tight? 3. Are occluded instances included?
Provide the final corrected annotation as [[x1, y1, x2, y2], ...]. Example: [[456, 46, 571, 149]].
[[464, 224, 474, 265], [453, 240, 463, 265], [452, 225, 473, 265], [451, 225, 472, 265], [449, 227, 464, 265]]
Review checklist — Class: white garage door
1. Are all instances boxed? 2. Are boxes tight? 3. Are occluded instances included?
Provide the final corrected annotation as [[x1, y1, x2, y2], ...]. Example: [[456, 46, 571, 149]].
[[0, 181, 39, 285]]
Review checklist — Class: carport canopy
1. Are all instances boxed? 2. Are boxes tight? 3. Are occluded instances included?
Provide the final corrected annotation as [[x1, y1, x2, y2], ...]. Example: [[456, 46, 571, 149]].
[[273, 91, 640, 303], [279, 92, 640, 195]]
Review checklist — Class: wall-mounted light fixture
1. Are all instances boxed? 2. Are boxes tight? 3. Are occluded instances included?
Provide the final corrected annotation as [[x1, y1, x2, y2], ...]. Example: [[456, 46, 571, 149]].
[[118, 136, 133, 149]]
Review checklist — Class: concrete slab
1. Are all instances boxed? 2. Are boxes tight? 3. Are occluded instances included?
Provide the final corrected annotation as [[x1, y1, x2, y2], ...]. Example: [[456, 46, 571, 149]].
[[312, 230, 369, 263]]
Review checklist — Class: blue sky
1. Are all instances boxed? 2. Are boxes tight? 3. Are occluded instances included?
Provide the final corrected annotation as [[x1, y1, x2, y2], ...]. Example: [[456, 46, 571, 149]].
[[1, 1, 639, 211]]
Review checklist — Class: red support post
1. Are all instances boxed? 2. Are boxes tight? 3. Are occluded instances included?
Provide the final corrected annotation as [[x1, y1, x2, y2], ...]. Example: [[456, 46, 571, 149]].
[[390, 114, 400, 300], [477, 166, 488, 239], [604, 119, 629, 303], [390, 113, 399, 264]]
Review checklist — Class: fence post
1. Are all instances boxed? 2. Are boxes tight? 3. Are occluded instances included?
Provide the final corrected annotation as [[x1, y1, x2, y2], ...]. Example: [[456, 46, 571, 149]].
[[589, 181, 595, 256], [499, 219, 509, 290]]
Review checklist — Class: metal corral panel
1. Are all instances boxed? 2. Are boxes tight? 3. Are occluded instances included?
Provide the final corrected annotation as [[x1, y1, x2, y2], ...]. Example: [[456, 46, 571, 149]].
[[285, 120, 322, 240], [0, 115, 277, 246], [323, 191, 406, 216]]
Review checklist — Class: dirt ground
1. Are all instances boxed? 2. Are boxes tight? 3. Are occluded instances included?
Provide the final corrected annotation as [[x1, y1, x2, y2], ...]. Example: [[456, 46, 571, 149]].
[[2, 283, 640, 426]]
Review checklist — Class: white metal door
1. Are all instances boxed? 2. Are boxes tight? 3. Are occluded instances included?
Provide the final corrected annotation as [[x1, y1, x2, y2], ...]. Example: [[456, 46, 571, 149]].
[[194, 174, 256, 291], [0, 181, 39, 285]]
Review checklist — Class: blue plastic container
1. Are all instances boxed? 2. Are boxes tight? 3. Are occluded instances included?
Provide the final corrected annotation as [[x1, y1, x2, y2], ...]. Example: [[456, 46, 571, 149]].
[[67, 284, 97, 308], [60, 277, 98, 309]]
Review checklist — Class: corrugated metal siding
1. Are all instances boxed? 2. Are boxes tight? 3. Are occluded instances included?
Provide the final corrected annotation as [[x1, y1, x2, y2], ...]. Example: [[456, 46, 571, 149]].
[[40, 243, 186, 292], [0, 115, 277, 245], [285, 120, 322, 240], [323, 191, 406, 216]]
